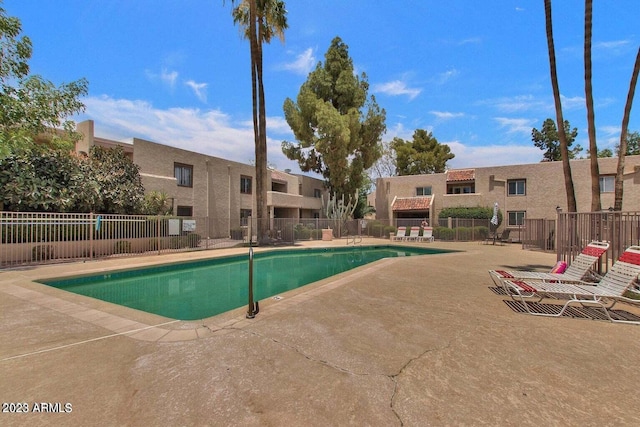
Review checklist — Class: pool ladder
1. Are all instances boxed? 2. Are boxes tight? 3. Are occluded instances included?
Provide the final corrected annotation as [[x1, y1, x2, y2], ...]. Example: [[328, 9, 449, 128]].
[[346, 234, 362, 245]]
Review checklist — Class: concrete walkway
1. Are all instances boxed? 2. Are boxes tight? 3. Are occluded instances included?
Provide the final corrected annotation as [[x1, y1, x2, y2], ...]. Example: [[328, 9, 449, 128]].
[[1, 240, 640, 426]]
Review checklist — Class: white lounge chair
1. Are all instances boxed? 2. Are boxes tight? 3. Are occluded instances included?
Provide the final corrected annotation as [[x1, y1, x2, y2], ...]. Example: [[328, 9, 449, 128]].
[[502, 245, 640, 324], [489, 241, 609, 287], [420, 226, 434, 242], [405, 226, 420, 241], [392, 226, 406, 241]]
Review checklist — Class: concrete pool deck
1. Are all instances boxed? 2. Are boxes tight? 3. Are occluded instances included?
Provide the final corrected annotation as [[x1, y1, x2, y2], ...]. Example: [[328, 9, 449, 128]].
[[1, 239, 640, 426]]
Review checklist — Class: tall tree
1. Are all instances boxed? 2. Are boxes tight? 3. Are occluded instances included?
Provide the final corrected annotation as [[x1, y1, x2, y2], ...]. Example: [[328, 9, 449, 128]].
[[391, 129, 454, 175], [282, 37, 386, 202], [0, 3, 87, 156], [617, 130, 640, 156], [584, 0, 601, 211], [532, 118, 581, 161], [614, 47, 640, 211], [229, 0, 287, 243], [544, 0, 577, 212], [369, 139, 396, 179]]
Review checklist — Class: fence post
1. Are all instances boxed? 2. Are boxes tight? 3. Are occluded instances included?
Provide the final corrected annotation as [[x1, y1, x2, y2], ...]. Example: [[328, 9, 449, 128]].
[[90, 212, 94, 261], [157, 216, 161, 255]]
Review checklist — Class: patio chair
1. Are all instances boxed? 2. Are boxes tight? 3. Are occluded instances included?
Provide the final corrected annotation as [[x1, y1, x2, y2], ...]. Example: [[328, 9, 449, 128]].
[[392, 226, 407, 241], [489, 241, 609, 287], [420, 226, 435, 242], [405, 226, 421, 241], [498, 229, 510, 245], [501, 245, 640, 324]]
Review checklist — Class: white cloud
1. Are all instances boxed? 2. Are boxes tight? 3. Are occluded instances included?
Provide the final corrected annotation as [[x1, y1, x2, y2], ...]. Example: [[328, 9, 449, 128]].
[[430, 111, 464, 120], [145, 68, 179, 89], [560, 94, 585, 110], [445, 141, 541, 168], [437, 68, 459, 84], [185, 80, 208, 103], [594, 40, 631, 55], [280, 48, 315, 75], [373, 80, 422, 100], [79, 95, 302, 172], [494, 117, 536, 134]]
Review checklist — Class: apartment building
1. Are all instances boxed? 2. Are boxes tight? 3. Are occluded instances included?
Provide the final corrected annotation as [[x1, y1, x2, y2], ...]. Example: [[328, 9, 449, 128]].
[[75, 120, 327, 236], [375, 155, 640, 230]]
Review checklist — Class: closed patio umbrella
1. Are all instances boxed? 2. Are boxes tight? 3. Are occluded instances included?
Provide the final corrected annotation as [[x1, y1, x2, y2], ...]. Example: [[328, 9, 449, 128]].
[[490, 202, 499, 244], [491, 202, 499, 226]]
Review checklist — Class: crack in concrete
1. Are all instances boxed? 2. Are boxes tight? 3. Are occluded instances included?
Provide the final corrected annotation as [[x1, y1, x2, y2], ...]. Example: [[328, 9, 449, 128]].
[[216, 324, 453, 427]]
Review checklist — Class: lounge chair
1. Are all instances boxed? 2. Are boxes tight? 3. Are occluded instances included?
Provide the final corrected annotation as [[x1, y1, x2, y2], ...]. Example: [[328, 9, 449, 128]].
[[405, 226, 420, 241], [392, 226, 407, 241], [420, 226, 434, 242], [501, 245, 640, 324], [489, 241, 609, 287]]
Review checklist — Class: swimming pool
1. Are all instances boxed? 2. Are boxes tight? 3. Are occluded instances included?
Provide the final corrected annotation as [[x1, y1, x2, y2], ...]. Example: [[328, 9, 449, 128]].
[[40, 245, 454, 320]]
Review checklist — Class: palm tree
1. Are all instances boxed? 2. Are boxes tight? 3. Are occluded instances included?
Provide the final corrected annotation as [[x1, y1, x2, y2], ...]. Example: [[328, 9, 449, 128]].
[[544, 0, 577, 212], [229, 0, 288, 243], [614, 47, 640, 211], [584, 0, 601, 211]]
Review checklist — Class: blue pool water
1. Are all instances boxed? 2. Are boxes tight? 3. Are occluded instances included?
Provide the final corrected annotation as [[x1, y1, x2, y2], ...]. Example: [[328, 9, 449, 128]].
[[40, 245, 453, 320]]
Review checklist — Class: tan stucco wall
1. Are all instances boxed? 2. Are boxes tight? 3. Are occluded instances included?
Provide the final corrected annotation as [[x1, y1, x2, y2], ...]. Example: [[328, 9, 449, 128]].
[[376, 156, 640, 223]]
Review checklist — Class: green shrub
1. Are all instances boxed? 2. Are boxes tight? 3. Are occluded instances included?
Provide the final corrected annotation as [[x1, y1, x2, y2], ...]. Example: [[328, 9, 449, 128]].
[[384, 226, 396, 238], [295, 226, 311, 240], [434, 226, 454, 241], [439, 206, 502, 226]]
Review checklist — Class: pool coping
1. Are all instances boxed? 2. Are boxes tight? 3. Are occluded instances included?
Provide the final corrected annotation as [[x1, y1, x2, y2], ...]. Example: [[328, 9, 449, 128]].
[[1, 241, 464, 344]]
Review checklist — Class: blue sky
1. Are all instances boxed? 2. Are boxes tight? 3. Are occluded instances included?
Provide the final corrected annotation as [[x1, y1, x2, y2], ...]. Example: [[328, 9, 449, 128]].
[[6, 0, 639, 174]]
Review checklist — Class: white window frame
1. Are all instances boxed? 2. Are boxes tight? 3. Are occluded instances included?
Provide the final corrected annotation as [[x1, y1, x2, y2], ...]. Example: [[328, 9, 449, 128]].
[[507, 179, 526, 196], [508, 211, 526, 226], [416, 186, 432, 196], [599, 176, 614, 193]]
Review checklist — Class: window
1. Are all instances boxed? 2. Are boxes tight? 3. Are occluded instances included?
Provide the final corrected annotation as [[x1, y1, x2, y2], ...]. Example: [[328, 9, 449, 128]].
[[176, 205, 193, 217], [508, 211, 526, 226], [600, 176, 614, 193], [240, 209, 252, 226], [240, 176, 252, 194], [447, 184, 475, 194], [508, 179, 526, 196], [174, 163, 193, 187], [416, 186, 432, 196], [314, 188, 322, 198]]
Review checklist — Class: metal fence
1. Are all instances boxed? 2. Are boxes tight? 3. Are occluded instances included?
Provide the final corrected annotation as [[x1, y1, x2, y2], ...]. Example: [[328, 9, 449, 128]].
[[0, 212, 393, 267], [522, 219, 556, 251], [521, 211, 640, 275], [555, 211, 640, 274], [2, 211, 544, 267], [1, 212, 237, 267]]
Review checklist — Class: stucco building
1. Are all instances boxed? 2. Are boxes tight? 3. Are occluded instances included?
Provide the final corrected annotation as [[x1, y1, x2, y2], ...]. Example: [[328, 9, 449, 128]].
[[76, 120, 327, 237], [375, 156, 640, 230]]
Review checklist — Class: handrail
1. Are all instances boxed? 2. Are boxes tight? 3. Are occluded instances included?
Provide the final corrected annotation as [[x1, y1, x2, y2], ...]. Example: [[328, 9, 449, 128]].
[[346, 234, 362, 245]]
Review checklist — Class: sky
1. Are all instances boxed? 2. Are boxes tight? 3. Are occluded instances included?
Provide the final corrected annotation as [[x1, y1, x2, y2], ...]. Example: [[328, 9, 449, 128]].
[[5, 0, 640, 175]]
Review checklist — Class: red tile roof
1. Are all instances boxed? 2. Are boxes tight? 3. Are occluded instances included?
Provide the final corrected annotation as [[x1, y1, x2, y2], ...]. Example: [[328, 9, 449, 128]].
[[447, 169, 475, 182], [392, 196, 432, 211]]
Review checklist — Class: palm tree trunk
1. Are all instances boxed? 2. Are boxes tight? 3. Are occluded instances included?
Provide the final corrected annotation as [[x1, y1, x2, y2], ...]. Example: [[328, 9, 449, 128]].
[[255, 15, 269, 243], [584, 0, 601, 211], [614, 47, 640, 211], [545, 0, 577, 212]]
